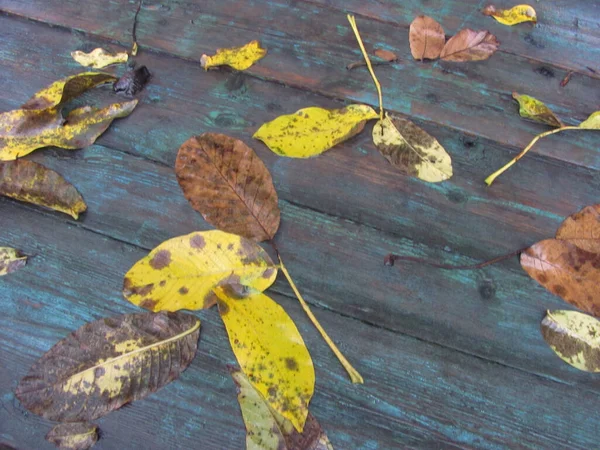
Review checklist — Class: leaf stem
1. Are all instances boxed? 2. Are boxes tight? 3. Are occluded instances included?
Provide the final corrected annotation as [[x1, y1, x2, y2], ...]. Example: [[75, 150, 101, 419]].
[[485, 126, 579, 185], [278, 255, 364, 384], [348, 14, 384, 121]]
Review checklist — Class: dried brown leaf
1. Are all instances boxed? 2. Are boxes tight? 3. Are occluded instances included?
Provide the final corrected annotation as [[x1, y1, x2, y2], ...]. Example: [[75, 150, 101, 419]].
[[556, 205, 600, 253], [440, 29, 499, 62], [374, 49, 398, 62], [409, 16, 445, 61], [46, 422, 98, 450]]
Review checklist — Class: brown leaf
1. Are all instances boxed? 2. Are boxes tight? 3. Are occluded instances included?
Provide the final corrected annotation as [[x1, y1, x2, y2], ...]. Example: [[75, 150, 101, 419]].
[[0, 160, 86, 219], [440, 29, 499, 62], [409, 16, 445, 61], [46, 422, 98, 450], [521, 239, 600, 316], [175, 133, 280, 242], [374, 49, 398, 62], [16, 311, 200, 422], [556, 205, 600, 253]]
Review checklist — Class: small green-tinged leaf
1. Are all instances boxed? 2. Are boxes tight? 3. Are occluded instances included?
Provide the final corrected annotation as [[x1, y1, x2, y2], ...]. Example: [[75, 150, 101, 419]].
[[578, 111, 600, 129], [230, 368, 333, 450], [512, 92, 563, 127], [0, 160, 86, 219], [254, 105, 378, 158], [215, 287, 315, 432], [201, 40, 267, 71], [372, 113, 452, 182], [482, 4, 537, 26], [46, 422, 98, 450], [71, 48, 128, 69], [541, 310, 600, 372], [0, 247, 27, 276], [16, 312, 200, 422]]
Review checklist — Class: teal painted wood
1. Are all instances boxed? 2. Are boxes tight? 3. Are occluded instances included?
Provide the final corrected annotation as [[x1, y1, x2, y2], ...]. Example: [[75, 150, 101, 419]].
[[1, 202, 599, 450], [1, 1, 600, 171]]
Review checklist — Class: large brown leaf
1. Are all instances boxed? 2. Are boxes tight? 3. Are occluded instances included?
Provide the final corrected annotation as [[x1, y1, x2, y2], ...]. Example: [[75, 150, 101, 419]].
[[409, 16, 445, 61], [0, 160, 86, 219], [16, 311, 200, 422], [440, 29, 499, 62], [556, 205, 600, 253], [175, 133, 280, 242]]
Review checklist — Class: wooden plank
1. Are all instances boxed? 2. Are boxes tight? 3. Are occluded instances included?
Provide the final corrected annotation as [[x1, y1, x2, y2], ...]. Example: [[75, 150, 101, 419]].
[[1, 203, 599, 449], [1, 2, 599, 171]]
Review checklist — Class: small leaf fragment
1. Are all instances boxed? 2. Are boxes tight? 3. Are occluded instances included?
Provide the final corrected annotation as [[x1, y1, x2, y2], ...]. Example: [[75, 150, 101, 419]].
[[0, 160, 86, 219], [254, 105, 378, 158], [46, 422, 99, 450], [374, 49, 398, 62], [541, 310, 600, 372], [482, 4, 537, 26], [512, 92, 563, 127], [201, 40, 267, 71], [113, 66, 151, 97], [215, 287, 315, 432], [578, 111, 600, 130], [556, 204, 600, 253], [16, 311, 200, 422], [409, 15, 445, 61], [0, 247, 27, 276], [123, 230, 277, 312], [71, 48, 128, 69], [440, 29, 499, 62], [372, 114, 452, 182], [230, 368, 333, 450], [176, 134, 280, 242]]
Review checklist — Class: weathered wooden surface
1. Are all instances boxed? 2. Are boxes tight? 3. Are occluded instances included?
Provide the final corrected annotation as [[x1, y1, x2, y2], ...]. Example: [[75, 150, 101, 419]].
[[1, 1, 599, 448]]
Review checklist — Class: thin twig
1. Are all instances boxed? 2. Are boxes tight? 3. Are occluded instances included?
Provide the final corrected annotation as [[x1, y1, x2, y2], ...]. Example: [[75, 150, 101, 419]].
[[131, 0, 143, 55], [346, 60, 398, 71]]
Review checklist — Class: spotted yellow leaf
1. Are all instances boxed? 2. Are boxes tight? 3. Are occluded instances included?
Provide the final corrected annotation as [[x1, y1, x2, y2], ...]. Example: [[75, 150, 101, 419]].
[[254, 105, 378, 158], [372, 113, 452, 182], [16, 312, 200, 422], [512, 92, 563, 128], [579, 111, 600, 130], [123, 230, 277, 312], [46, 422, 98, 450], [541, 310, 600, 372], [483, 4, 537, 26], [201, 40, 266, 71], [71, 48, 129, 69], [0, 247, 27, 276], [215, 287, 314, 432]]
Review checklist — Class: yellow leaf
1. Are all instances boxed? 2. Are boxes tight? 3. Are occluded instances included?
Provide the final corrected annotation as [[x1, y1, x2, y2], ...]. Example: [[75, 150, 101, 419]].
[[541, 310, 600, 372], [123, 230, 277, 312], [482, 4, 537, 26], [215, 287, 314, 432], [71, 48, 129, 69], [200, 40, 267, 71], [0, 100, 138, 161], [372, 113, 453, 182], [512, 92, 563, 128], [0, 247, 27, 276], [131, 41, 139, 56], [253, 105, 378, 158], [579, 111, 600, 130]]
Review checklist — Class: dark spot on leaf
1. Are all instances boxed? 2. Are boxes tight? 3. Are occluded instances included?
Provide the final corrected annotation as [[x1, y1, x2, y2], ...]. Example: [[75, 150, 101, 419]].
[[284, 357, 299, 371], [262, 268, 275, 279], [227, 243, 234, 250], [537, 274, 548, 283], [267, 386, 278, 398], [149, 250, 171, 270], [179, 286, 189, 295], [94, 367, 105, 377], [217, 299, 229, 315], [190, 235, 206, 249], [553, 285, 567, 297], [204, 292, 217, 309], [140, 298, 158, 310]]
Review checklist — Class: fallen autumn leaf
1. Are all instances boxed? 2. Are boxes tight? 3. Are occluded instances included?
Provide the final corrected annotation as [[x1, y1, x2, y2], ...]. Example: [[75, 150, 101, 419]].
[[0, 247, 27, 276], [71, 48, 128, 68], [201, 40, 267, 71], [440, 29, 499, 62], [409, 15, 445, 61], [46, 422, 99, 450]]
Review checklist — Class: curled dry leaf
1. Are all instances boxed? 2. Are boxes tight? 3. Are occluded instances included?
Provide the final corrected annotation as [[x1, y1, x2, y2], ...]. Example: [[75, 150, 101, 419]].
[[556, 205, 600, 253], [215, 287, 314, 432], [113, 66, 151, 97], [46, 422, 99, 450], [230, 368, 332, 450], [0, 160, 86, 219], [440, 29, 499, 62], [16, 312, 200, 422], [578, 111, 600, 129], [254, 105, 378, 158], [512, 92, 563, 128], [409, 15, 445, 61], [482, 4, 537, 26], [372, 114, 452, 182], [201, 40, 267, 71], [71, 48, 128, 68], [123, 230, 277, 312], [175, 134, 280, 242], [0, 247, 27, 276], [541, 310, 600, 372]]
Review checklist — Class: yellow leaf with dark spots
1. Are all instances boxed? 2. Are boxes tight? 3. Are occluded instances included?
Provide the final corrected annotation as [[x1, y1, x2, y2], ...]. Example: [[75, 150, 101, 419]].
[[254, 105, 378, 158], [512, 92, 563, 128], [0, 160, 86, 219], [579, 111, 600, 130], [215, 287, 314, 432], [372, 114, 452, 182], [482, 4, 537, 26], [541, 310, 600, 372], [201, 40, 267, 71], [46, 422, 98, 450], [71, 48, 128, 69], [16, 312, 200, 422], [123, 230, 277, 312], [0, 247, 27, 276]]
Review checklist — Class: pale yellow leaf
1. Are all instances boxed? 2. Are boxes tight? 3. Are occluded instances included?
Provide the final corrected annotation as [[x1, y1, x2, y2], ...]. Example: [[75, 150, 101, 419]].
[[512, 92, 563, 127], [482, 4, 537, 26], [71, 48, 128, 69], [579, 111, 600, 130], [253, 105, 378, 158], [201, 40, 267, 71]]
